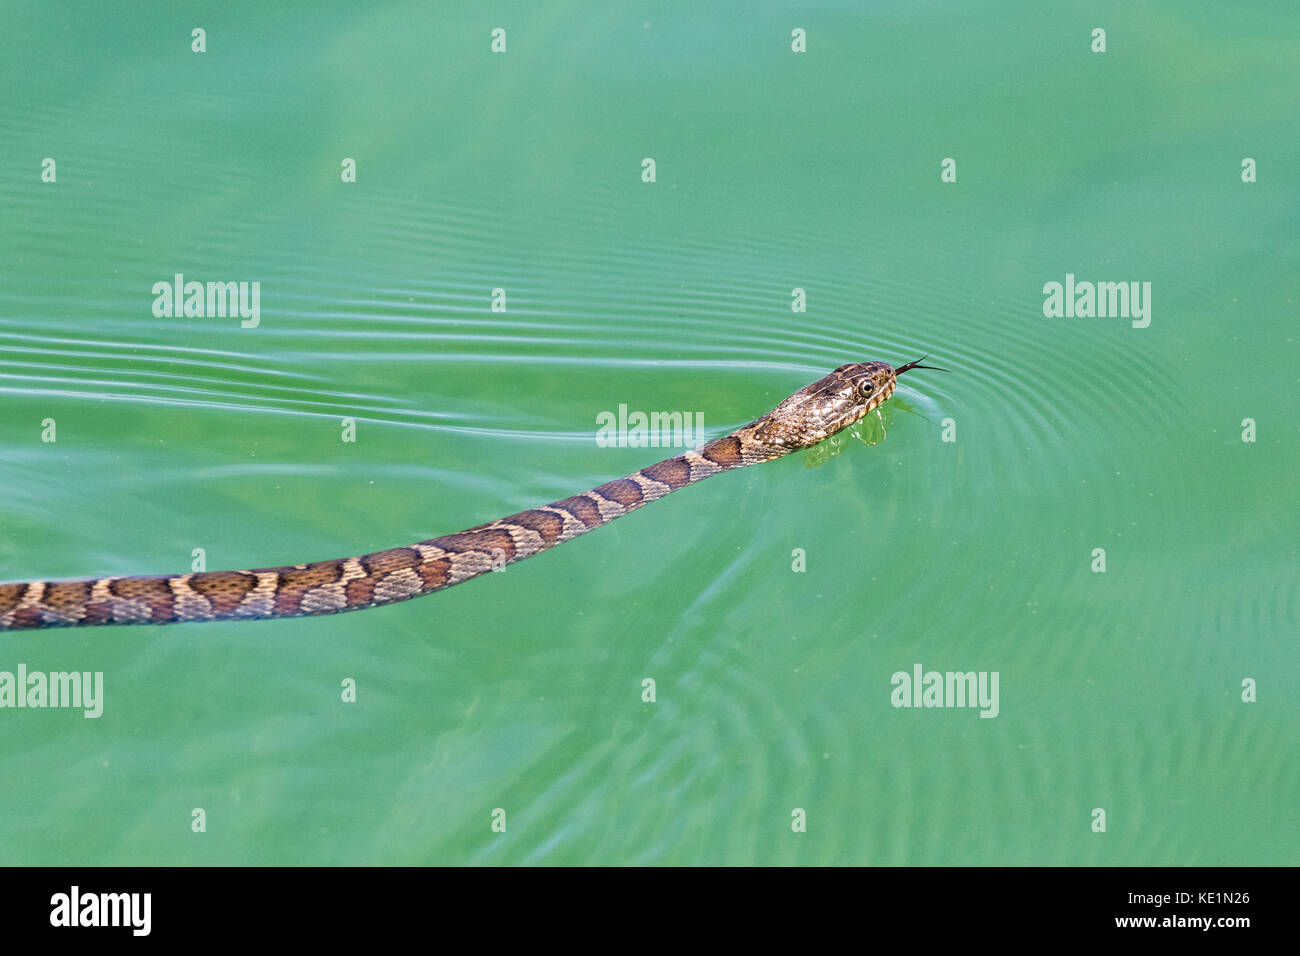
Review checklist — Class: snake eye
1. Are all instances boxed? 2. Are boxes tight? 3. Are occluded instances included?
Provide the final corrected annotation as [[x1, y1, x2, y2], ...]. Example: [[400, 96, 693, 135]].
[[858, 382, 876, 401]]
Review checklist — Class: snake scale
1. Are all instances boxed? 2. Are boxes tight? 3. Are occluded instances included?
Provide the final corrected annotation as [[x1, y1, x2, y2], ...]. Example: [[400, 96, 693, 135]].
[[0, 359, 942, 630]]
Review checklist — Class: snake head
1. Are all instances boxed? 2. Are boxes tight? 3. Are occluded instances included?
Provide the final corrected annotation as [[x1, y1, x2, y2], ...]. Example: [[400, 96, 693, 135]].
[[751, 358, 945, 448]]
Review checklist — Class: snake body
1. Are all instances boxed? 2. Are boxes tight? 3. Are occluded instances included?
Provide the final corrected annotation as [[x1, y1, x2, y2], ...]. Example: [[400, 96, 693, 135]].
[[0, 359, 940, 630]]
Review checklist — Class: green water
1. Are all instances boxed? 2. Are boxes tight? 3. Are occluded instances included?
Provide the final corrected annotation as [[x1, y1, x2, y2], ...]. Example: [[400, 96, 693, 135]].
[[1, 1, 1295, 865]]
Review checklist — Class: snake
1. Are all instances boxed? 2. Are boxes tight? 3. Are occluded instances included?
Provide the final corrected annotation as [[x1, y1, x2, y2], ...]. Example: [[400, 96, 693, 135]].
[[0, 358, 943, 630]]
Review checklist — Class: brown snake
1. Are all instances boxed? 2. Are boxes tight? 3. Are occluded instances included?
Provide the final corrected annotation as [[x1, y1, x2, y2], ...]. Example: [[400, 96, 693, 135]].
[[0, 359, 942, 630]]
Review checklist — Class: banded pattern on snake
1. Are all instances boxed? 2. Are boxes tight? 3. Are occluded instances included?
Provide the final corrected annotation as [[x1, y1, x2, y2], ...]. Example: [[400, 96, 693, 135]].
[[0, 359, 942, 630]]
